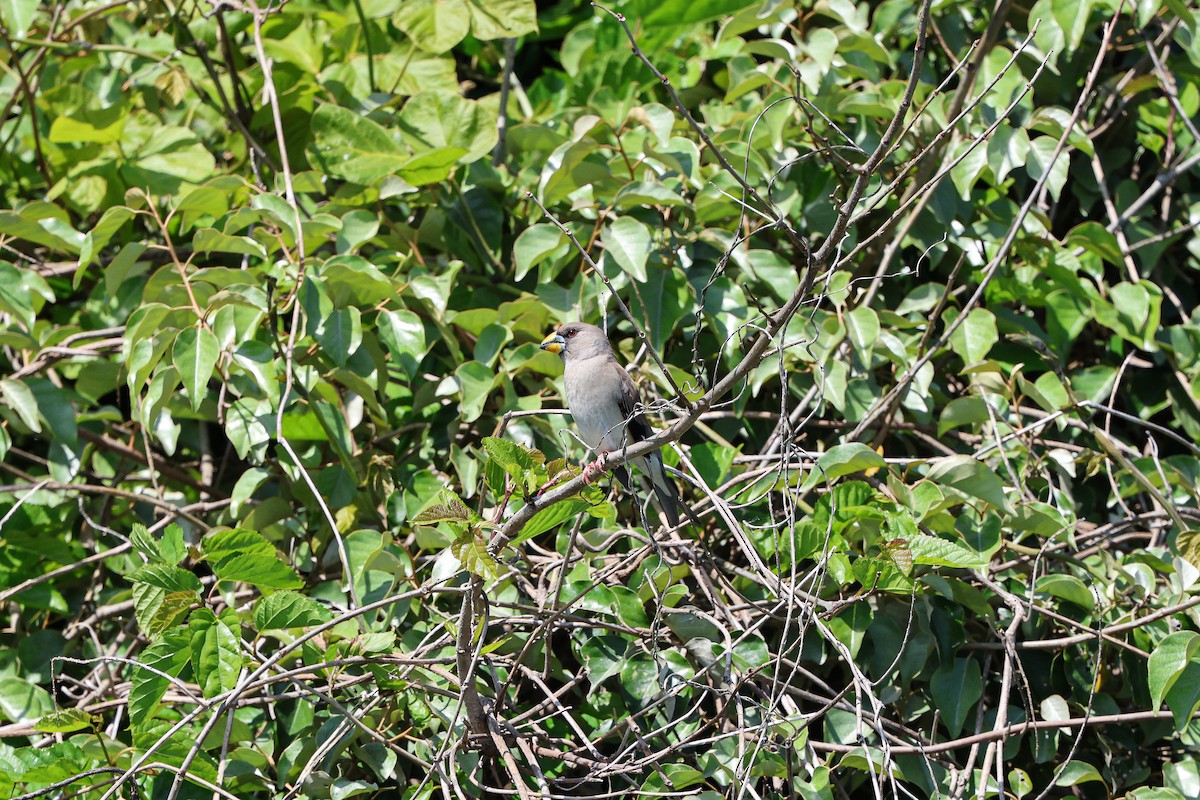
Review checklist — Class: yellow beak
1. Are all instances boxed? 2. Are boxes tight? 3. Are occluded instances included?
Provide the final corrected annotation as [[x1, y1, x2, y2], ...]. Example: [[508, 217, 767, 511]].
[[540, 331, 565, 354]]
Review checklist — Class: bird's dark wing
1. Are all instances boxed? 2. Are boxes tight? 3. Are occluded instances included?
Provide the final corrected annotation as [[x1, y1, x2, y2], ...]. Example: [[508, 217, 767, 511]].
[[615, 367, 655, 443]]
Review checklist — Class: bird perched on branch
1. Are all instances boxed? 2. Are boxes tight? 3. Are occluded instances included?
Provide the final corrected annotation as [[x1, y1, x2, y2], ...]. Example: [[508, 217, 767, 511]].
[[540, 322, 700, 529]]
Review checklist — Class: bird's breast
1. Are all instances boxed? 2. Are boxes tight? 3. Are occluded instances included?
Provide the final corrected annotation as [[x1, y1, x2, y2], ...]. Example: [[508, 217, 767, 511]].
[[564, 361, 627, 452]]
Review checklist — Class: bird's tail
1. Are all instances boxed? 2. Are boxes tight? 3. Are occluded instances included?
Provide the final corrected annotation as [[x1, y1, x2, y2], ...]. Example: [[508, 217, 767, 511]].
[[647, 452, 704, 529], [651, 476, 681, 528], [616, 454, 703, 529]]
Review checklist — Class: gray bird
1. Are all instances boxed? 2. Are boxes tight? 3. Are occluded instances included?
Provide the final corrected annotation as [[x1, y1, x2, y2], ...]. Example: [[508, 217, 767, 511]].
[[540, 322, 699, 528]]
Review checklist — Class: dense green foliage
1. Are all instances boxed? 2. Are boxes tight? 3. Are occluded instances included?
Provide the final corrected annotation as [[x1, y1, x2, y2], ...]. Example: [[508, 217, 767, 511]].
[[1, 0, 1200, 797]]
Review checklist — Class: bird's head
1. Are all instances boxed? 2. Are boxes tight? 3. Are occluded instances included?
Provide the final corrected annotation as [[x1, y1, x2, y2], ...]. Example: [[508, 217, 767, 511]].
[[540, 322, 609, 361]]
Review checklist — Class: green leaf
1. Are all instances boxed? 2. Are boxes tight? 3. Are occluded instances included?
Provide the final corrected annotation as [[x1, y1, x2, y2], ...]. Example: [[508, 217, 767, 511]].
[[481, 437, 544, 488], [159, 524, 187, 565], [1026, 371, 1071, 411], [394, 0, 471, 52], [930, 657, 982, 737], [0, 378, 41, 432], [905, 534, 989, 570], [120, 122, 216, 192], [926, 454, 1011, 511], [450, 530, 501, 581], [845, 306, 880, 361], [34, 708, 94, 733], [455, 360, 495, 423], [225, 397, 272, 462], [200, 528, 303, 590], [315, 307, 363, 368], [1176, 529, 1200, 572], [602, 216, 651, 281], [130, 563, 203, 637], [194, 228, 268, 259], [414, 489, 472, 524], [48, 105, 128, 144], [950, 138, 989, 198], [336, 210, 380, 254], [938, 397, 990, 436], [579, 636, 629, 686], [398, 146, 469, 186], [513, 224, 567, 281], [323, 256, 396, 307], [173, 326, 220, 413], [1026, 136, 1070, 201], [1036, 574, 1094, 610], [253, 591, 333, 630], [0, 209, 83, 255], [1165, 664, 1200, 731], [1149, 632, 1200, 711], [1009, 768, 1033, 799], [0, 677, 53, 725], [464, 0, 537, 39], [626, 0, 761, 27], [230, 467, 271, 515], [1055, 760, 1105, 787], [949, 308, 998, 364], [827, 602, 872, 659], [189, 609, 243, 697], [513, 499, 589, 544], [1093, 281, 1163, 350], [0, 0, 38, 36], [310, 105, 409, 185], [397, 91, 498, 163], [1065, 221, 1123, 267], [377, 309, 426, 378], [612, 180, 685, 209], [128, 628, 191, 727], [130, 523, 185, 565], [1128, 790, 1187, 800], [802, 444, 886, 489]]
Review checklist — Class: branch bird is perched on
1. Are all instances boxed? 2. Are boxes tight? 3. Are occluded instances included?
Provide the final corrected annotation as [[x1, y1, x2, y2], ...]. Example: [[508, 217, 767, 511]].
[[540, 322, 699, 529]]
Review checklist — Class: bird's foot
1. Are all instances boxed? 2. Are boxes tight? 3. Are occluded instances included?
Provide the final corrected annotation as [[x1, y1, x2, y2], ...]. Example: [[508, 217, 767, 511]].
[[581, 452, 609, 485]]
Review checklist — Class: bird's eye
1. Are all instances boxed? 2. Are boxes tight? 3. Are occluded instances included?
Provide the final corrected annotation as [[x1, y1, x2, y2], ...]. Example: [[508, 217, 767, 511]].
[[566, 329, 576, 338]]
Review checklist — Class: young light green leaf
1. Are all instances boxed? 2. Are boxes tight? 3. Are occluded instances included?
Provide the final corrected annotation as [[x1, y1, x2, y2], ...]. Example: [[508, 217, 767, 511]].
[[34, 708, 94, 733], [481, 437, 544, 486], [451, 530, 501, 581], [414, 489, 472, 525]]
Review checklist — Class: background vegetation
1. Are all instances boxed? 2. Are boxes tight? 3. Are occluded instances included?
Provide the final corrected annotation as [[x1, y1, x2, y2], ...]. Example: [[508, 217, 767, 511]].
[[1, 0, 1199, 797]]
